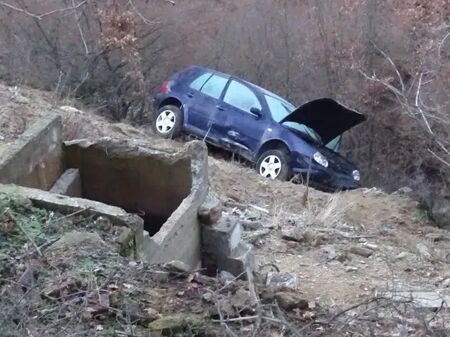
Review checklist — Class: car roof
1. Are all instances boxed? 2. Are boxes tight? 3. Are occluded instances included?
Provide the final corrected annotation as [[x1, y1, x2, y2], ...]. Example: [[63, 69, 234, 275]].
[[187, 65, 294, 106]]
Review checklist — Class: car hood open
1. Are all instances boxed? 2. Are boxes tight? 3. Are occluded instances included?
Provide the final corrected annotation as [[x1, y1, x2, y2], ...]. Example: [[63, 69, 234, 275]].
[[280, 98, 366, 144]]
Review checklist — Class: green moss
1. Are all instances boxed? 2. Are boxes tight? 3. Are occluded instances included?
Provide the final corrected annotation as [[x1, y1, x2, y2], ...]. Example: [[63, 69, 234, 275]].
[[148, 314, 206, 332]]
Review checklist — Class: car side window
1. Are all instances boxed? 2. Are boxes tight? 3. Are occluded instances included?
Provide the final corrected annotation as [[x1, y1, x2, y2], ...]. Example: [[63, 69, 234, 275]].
[[200, 74, 228, 99], [189, 72, 212, 91], [223, 80, 261, 113]]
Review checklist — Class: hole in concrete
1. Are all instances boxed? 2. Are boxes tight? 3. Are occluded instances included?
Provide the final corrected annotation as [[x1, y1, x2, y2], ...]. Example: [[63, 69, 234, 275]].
[[64, 143, 193, 236]]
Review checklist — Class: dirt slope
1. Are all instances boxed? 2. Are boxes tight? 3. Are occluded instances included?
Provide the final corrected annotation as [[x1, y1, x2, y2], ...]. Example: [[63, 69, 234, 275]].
[[1, 82, 450, 320]]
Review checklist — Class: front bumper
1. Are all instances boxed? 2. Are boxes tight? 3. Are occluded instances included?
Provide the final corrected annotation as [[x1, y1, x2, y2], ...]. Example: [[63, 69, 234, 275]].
[[290, 154, 361, 191]]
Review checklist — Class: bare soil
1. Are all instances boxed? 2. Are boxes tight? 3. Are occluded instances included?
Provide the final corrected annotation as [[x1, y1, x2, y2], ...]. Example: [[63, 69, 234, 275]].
[[1, 82, 449, 335]]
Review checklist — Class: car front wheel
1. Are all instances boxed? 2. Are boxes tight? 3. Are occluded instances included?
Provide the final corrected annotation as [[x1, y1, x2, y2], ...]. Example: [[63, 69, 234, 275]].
[[152, 105, 183, 139], [256, 149, 291, 181]]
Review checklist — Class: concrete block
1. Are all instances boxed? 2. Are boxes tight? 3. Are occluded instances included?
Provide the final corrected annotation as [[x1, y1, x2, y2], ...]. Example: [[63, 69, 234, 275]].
[[221, 242, 255, 277], [0, 115, 63, 190], [198, 190, 223, 226], [50, 168, 82, 197], [202, 216, 241, 257]]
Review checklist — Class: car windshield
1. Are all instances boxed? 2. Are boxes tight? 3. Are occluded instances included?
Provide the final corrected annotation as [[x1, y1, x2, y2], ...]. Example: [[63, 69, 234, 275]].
[[264, 94, 322, 144]]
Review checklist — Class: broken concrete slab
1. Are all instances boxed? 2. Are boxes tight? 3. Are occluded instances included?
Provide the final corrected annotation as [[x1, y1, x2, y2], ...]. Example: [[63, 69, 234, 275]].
[[202, 216, 242, 257], [0, 114, 63, 190], [50, 168, 82, 197], [0, 183, 145, 258], [198, 190, 223, 226], [389, 291, 450, 309]]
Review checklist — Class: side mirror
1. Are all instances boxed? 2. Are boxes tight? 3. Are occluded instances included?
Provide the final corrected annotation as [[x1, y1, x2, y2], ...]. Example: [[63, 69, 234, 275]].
[[250, 107, 262, 119]]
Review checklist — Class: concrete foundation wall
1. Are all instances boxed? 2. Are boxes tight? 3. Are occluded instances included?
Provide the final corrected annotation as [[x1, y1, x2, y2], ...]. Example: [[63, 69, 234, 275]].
[[64, 138, 193, 234], [0, 115, 64, 190], [143, 141, 209, 269]]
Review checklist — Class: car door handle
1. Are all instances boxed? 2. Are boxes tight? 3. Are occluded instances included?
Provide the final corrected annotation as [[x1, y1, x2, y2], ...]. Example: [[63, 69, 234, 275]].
[[216, 105, 225, 111], [187, 92, 194, 98], [227, 130, 239, 138]]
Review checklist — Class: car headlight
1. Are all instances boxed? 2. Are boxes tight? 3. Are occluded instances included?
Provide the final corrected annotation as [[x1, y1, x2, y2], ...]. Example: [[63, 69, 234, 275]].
[[352, 170, 361, 181], [313, 152, 328, 168]]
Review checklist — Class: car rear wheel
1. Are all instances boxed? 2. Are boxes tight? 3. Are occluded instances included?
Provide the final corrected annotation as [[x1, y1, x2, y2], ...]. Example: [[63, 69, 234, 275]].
[[152, 105, 183, 139], [256, 149, 291, 181]]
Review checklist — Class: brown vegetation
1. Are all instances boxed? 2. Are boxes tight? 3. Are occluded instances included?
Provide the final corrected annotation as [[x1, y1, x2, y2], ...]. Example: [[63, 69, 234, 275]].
[[0, 0, 449, 194]]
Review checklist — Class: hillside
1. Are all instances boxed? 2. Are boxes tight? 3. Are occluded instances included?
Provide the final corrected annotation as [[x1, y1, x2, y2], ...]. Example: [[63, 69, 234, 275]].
[[1, 82, 449, 336]]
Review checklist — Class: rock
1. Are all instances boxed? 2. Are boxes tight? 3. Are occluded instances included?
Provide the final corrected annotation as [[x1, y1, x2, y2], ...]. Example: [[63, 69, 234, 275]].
[[395, 251, 414, 260], [349, 246, 373, 258], [275, 291, 309, 311], [345, 266, 358, 272], [48, 231, 105, 252], [389, 291, 450, 309], [148, 314, 205, 331], [219, 270, 235, 282], [150, 271, 169, 283], [266, 272, 298, 290], [165, 260, 191, 273], [241, 220, 264, 231], [322, 245, 337, 261], [124, 301, 160, 325], [416, 243, 432, 259], [396, 187, 413, 195], [281, 228, 304, 243], [198, 191, 223, 226], [230, 288, 256, 310], [18, 265, 37, 292], [42, 278, 83, 300], [425, 233, 449, 242], [430, 196, 450, 229], [95, 216, 113, 231], [202, 292, 213, 303], [13, 95, 30, 104], [442, 279, 450, 288]]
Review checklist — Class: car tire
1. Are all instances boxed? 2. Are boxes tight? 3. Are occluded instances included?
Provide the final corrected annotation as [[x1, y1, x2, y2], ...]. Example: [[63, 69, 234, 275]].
[[256, 149, 291, 181], [152, 105, 183, 139]]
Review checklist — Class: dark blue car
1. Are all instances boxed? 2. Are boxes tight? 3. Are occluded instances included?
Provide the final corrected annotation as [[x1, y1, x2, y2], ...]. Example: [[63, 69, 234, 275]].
[[152, 66, 366, 190]]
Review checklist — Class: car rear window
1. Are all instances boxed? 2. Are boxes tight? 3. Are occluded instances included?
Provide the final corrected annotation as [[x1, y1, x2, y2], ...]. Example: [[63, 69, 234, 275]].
[[223, 80, 261, 113], [200, 74, 228, 99], [189, 72, 212, 91]]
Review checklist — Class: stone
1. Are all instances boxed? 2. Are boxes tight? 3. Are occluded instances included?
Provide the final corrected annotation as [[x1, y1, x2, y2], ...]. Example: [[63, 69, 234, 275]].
[[221, 242, 255, 278], [442, 279, 450, 288], [266, 272, 298, 290], [202, 292, 213, 303], [219, 270, 235, 282], [322, 245, 337, 261], [430, 197, 450, 229], [147, 314, 205, 331], [165, 260, 191, 273], [281, 228, 304, 243], [198, 191, 223, 226], [202, 216, 241, 257], [275, 291, 309, 311], [230, 288, 257, 310], [241, 220, 264, 231], [396, 187, 413, 195], [416, 243, 432, 259], [49, 168, 82, 197], [389, 291, 450, 309], [48, 231, 105, 252], [349, 246, 373, 258], [13, 94, 30, 104], [345, 266, 358, 272], [425, 233, 449, 242]]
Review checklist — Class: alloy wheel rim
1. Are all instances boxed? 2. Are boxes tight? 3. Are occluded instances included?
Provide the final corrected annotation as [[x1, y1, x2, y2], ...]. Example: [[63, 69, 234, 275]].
[[259, 155, 282, 179], [156, 110, 176, 134]]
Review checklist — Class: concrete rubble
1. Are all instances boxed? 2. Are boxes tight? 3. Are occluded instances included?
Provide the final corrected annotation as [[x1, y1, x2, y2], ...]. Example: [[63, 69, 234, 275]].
[[0, 114, 254, 275]]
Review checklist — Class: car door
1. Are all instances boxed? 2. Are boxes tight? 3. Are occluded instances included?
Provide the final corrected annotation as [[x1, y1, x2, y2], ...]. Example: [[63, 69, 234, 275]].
[[184, 72, 229, 137], [212, 79, 267, 159]]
